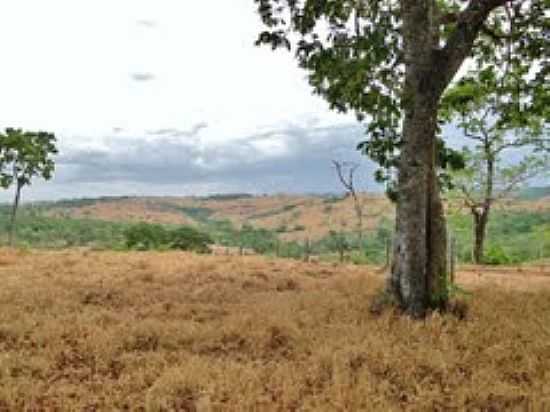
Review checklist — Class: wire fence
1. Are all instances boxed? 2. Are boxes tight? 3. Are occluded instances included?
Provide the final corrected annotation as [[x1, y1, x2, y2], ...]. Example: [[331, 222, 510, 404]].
[[263, 225, 549, 267]]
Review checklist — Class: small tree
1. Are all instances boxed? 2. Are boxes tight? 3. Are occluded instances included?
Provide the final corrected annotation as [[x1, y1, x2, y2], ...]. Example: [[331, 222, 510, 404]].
[[0, 128, 57, 245], [169, 226, 213, 253], [124, 222, 169, 250], [441, 71, 549, 263]]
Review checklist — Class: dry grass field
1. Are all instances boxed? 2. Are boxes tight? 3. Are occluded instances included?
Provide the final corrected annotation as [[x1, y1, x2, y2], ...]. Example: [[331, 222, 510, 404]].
[[1, 248, 550, 411]]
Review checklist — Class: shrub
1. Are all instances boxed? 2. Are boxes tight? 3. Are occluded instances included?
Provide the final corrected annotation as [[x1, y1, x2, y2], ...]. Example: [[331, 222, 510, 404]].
[[124, 223, 169, 250], [484, 245, 513, 265], [168, 226, 213, 253]]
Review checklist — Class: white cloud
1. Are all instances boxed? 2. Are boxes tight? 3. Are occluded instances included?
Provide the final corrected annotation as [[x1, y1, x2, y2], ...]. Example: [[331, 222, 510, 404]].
[[0, 0, 362, 201], [0, 0, 351, 135]]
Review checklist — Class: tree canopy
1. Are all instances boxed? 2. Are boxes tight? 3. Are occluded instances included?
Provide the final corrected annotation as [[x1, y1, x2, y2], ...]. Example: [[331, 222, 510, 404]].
[[0, 128, 58, 244], [0, 128, 57, 190], [255, 0, 548, 180]]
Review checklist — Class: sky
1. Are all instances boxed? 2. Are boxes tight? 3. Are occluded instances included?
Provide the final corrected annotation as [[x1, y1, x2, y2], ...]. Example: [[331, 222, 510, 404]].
[[0, 0, 379, 202], [2, 1, 538, 203]]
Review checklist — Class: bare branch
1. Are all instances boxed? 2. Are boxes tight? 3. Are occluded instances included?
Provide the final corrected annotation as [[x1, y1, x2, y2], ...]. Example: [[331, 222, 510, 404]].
[[332, 160, 364, 241], [460, 184, 481, 209], [332, 160, 359, 195], [495, 163, 550, 200]]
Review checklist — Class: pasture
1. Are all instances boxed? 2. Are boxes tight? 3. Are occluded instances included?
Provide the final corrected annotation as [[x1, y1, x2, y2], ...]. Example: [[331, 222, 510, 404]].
[[1, 248, 549, 410]]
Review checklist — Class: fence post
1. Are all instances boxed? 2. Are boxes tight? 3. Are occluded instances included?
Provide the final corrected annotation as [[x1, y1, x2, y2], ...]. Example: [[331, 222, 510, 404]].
[[276, 240, 280, 258], [303, 237, 310, 262]]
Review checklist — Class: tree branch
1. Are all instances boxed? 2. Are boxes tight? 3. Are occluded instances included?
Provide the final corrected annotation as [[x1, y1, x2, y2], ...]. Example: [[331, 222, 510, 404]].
[[435, 0, 522, 94], [460, 184, 482, 209], [495, 162, 550, 200]]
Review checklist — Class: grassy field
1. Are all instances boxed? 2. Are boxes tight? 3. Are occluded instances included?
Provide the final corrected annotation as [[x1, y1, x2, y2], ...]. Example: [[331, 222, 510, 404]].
[[1, 248, 549, 410]]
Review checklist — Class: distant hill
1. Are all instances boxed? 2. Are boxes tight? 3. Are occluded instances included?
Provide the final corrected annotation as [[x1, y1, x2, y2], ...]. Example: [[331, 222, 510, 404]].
[[43, 193, 392, 242], [29, 192, 549, 243]]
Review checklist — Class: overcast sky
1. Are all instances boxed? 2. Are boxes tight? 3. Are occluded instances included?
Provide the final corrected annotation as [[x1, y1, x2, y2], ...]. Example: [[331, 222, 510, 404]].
[[0, 0, 382, 202], [9, 0, 540, 204]]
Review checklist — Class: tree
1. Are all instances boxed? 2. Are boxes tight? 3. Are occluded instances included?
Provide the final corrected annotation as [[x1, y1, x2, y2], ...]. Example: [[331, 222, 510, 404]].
[[0, 128, 57, 245], [453, 150, 548, 261], [169, 226, 213, 253], [332, 160, 365, 242], [124, 222, 169, 250], [255, 0, 548, 316], [441, 51, 549, 264]]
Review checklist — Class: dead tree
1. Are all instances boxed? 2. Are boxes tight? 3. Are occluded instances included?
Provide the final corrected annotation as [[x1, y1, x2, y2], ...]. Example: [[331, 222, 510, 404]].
[[333, 160, 365, 243]]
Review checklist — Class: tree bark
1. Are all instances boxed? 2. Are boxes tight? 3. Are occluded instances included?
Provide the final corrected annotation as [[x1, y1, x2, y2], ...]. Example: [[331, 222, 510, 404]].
[[8, 181, 23, 246], [389, 0, 448, 317], [473, 208, 490, 264], [472, 144, 495, 264], [390, 97, 448, 317]]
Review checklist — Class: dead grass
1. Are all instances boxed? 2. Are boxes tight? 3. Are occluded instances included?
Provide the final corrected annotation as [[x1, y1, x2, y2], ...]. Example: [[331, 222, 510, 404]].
[[0, 248, 549, 410]]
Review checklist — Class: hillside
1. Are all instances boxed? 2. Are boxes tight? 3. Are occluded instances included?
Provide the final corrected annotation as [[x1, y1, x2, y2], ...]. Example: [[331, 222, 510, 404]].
[[46, 193, 394, 242]]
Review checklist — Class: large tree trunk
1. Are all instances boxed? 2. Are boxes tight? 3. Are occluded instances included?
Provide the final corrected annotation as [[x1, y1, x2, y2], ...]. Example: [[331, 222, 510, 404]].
[[389, 99, 448, 317], [388, 0, 448, 317], [472, 153, 494, 264]]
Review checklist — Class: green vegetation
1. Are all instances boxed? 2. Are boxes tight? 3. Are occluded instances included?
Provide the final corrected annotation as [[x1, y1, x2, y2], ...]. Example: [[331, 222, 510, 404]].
[[169, 226, 213, 253], [0, 128, 58, 245], [123, 223, 213, 253], [1, 199, 548, 265], [313, 217, 394, 265], [123, 223, 170, 250], [448, 211, 550, 264], [0, 205, 130, 249], [51, 196, 133, 208], [199, 193, 254, 201], [313, 211, 550, 265]]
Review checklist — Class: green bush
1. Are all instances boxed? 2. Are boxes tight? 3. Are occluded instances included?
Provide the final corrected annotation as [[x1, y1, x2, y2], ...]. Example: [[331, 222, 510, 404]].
[[168, 226, 213, 253], [123, 222, 213, 252], [124, 223, 169, 250], [484, 245, 513, 265]]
